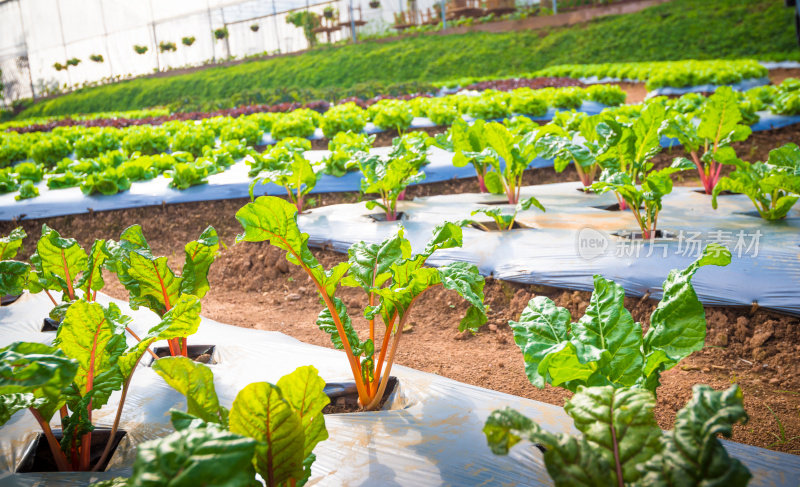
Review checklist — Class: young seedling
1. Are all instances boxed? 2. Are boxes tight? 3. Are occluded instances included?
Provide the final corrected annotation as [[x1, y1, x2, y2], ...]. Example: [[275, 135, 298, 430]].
[[250, 151, 321, 213], [469, 196, 545, 231], [0, 295, 201, 472], [712, 143, 800, 220], [484, 384, 751, 487], [103, 225, 220, 357], [356, 150, 425, 221], [482, 122, 541, 204], [450, 118, 495, 193], [592, 103, 692, 238], [665, 86, 752, 194], [143, 358, 328, 487], [236, 196, 487, 410], [508, 244, 730, 393]]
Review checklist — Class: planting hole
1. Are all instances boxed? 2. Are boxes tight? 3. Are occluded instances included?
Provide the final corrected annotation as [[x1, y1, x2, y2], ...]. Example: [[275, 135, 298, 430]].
[[477, 200, 512, 206], [611, 229, 677, 240], [366, 212, 407, 222], [1, 294, 22, 306], [16, 428, 127, 473], [41, 318, 59, 332], [147, 345, 217, 366], [594, 203, 645, 212], [470, 221, 528, 232], [323, 376, 399, 414], [693, 189, 735, 196]]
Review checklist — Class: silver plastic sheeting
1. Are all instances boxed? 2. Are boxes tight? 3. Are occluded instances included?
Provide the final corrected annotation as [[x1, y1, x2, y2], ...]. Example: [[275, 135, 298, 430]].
[[298, 182, 800, 316], [1, 291, 799, 486], [645, 77, 770, 98]]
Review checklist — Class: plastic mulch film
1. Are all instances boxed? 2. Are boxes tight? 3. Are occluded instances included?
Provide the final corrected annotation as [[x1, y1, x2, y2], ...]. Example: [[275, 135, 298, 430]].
[[645, 77, 771, 98], [1, 291, 799, 486], [298, 182, 800, 316]]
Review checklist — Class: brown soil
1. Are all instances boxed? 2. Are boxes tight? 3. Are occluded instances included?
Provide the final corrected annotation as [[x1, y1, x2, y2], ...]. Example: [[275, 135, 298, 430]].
[[3, 127, 799, 455], [769, 68, 800, 87]]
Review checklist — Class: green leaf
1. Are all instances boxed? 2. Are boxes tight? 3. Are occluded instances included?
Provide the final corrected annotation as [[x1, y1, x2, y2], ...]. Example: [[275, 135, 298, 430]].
[[343, 229, 411, 294], [75, 239, 107, 300], [29, 224, 88, 299], [698, 87, 745, 146], [125, 251, 181, 314], [640, 385, 750, 487], [275, 366, 329, 459], [437, 262, 487, 332], [566, 386, 662, 484], [484, 170, 504, 195], [643, 244, 731, 388], [0, 260, 29, 296], [119, 294, 202, 378], [152, 356, 228, 426], [181, 226, 220, 299], [509, 296, 572, 388], [517, 196, 545, 213], [0, 341, 78, 422], [316, 297, 366, 356], [127, 423, 258, 487], [0, 227, 26, 260], [55, 301, 129, 409], [229, 382, 305, 486], [571, 276, 643, 388]]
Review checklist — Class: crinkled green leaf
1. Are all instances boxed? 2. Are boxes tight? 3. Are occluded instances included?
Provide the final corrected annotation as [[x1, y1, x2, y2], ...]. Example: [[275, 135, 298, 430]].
[[640, 385, 750, 487], [0, 341, 78, 422], [127, 423, 257, 487], [437, 262, 487, 331], [643, 244, 731, 388], [152, 355, 228, 426], [229, 382, 305, 486], [510, 296, 572, 388], [0, 227, 25, 260], [0, 260, 29, 296], [0, 393, 37, 425], [342, 229, 410, 293]]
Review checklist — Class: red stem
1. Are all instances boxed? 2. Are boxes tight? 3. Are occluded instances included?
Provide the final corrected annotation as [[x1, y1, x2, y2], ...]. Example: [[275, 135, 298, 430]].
[[30, 407, 70, 471]]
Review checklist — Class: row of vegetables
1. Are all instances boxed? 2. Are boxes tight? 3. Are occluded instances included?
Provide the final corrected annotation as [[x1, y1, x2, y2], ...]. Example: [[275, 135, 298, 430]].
[[2, 84, 800, 238], [0, 194, 750, 485]]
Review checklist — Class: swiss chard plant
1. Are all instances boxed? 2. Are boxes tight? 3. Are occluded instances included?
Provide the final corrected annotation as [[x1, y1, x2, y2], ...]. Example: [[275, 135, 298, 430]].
[[712, 143, 800, 220], [0, 294, 201, 472], [143, 357, 329, 487], [484, 383, 750, 487], [103, 225, 220, 357], [250, 151, 321, 213], [665, 86, 752, 194], [508, 244, 730, 393], [356, 150, 425, 221], [592, 103, 692, 238], [468, 196, 545, 231], [482, 122, 540, 204], [236, 196, 487, 410], [450, 118, 495, 193], [0, 227, 28, 297], [535, 113, 622, 187]]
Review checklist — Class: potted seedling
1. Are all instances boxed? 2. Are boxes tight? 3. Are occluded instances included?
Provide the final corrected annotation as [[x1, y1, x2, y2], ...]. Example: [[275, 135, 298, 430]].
[[356, 150, 425, 221], [249, 151, 321, 213], [213, 27, 229, 40], [370, 0, 380, 8], [103, 225, 220, 360], [236, 197, 487, 410], [323, 6, 337, 19], [0, 293, 201, 472], [250, 23, 260, 32], [482, 122, 541, 204], [133, 45, 148, 55], [181, 36, 196, 46], [468, 196, 544, 231], [89, 54, 104, 63], [159, 41, 177, 53]]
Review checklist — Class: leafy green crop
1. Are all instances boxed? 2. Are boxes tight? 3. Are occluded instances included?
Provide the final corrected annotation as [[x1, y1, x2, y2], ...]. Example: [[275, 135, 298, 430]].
[[15, 180, 40, 201], [250, 151, 320, 212], [321, 131, 374, 177], [369, 99, 414, 133], [80, 167, 132, 195], [484, 384, 750, 487], [469, 196, 545, 231], [482, 122, 540, 204], [271, 108, 318, 140], [145, 358, 328, 487], [713, 143, 800, 220], [0, 227, 28, 296], [666, 87, 751, 194], [236, 196, 487, 409], [73, 129, 121, 159], [509, 244, 730, 392], [509, 89, 548, 117], [121, 126, 170, 155], [30, 135, 71, 168], [171, 127, 216, 157], [247, 137, 310, 178], [357, 150, 425, 221], [103, 224, 219, 357], [168, 161, 210, 189], [466, 91, 510, 120], [47, 171, 82, 189], [15, 162, 45, 182], [220, 118, 263, 146], [0, 293, 200, 471], [321, 102, 367, 138]]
